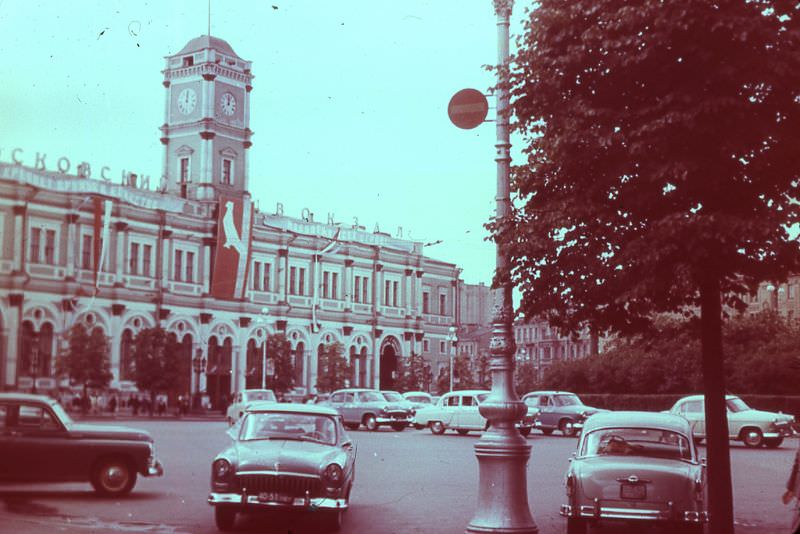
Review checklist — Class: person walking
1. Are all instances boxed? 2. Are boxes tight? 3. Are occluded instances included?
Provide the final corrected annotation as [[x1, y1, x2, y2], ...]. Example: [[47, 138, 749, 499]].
[[782, 439, 800, 533]]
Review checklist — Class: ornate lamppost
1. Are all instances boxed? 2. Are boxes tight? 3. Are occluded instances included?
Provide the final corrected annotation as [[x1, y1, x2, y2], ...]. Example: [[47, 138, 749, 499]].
[[447, 326, 459, 392], [464, 1, 538, 532]]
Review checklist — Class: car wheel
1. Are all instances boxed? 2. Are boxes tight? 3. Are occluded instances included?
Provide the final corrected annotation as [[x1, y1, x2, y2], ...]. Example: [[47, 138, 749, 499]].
[[559, 419, 578, 437], [345, 423, 360, 431], [742, 427, 764, 448], [390, 422, 407, 432], [566, 517, 587, 534], [519, 427, 532, 437], [540, 429, 554, 436], [430, 421, 445, 435], [91, 458, 137, 496], [765, 437, 784, 448], [363, 414, 379, 431], [456, 429, 469, 435], [214, 506, 237, 531]]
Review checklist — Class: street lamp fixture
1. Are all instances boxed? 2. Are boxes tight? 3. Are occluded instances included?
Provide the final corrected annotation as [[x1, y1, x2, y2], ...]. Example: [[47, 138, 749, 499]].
[[447, 326, 458, 392], [192, 348, 207, 410]]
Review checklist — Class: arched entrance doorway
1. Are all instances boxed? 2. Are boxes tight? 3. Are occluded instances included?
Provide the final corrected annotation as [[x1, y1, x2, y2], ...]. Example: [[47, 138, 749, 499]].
[[379, 337, 401, 390]]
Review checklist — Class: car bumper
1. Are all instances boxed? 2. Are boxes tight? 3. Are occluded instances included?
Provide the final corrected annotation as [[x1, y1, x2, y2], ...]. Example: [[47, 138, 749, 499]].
[[376, 416, 412, 425], [144, 459, 164, 477], [560, 504, 707, 523], [767, 423, 794, 438], [208, 492, 347, 510]]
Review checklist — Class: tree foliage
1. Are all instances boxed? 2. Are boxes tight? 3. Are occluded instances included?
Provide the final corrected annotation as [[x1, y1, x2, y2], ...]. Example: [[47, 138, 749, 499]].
[[315, 342, 350, 393], [57, 323, 113, 396], [265, 333, 294, 395], [394, 352, 433, 392], [503, 3, 800, 532], [131, 327, 183, 409]]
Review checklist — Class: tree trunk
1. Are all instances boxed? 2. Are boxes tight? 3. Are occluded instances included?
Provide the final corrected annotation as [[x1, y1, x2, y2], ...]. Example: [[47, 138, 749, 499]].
[[699, 274, 734, 534]]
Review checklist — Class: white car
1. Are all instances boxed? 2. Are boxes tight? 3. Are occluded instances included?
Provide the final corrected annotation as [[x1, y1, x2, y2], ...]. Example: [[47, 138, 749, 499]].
[[226, 389, 277, 426], [414, 390, 490, 435]]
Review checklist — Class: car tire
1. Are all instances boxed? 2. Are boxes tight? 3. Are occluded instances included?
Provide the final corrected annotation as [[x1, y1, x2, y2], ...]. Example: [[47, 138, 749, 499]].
[[391, 422, 407, 432], [519, 427, 532, 437], [559, 419, 578, 437], [540, 429, 553, 436], [90, 457, 137, 497], [345, 423, 360, 431], [456, 429, 469, 436], [430, 421, 445, 435], [742, 427, 764, 448], [363, 414, 379, 432], [765, 437, 784, 448], [214, 506, 237, 532], [566, 517, 587, 534]]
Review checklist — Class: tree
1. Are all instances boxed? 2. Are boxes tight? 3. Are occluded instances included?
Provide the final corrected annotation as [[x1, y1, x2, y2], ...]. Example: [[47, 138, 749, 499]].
[[514, 359, 538, 395], [474, 352, 492, 389], [131, 327, 183, 415], [315, 342, 350, 393], [265, 333, 294, 395], [394, 352, 433, 392], [57, 323, 112, 413], [503, 3, 800, 532]]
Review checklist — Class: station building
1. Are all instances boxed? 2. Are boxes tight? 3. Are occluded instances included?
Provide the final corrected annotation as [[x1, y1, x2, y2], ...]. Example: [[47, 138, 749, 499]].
[[0, 35, 462, 407]]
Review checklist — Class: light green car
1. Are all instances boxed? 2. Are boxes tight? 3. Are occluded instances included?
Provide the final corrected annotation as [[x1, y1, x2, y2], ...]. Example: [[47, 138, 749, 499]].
[[667, 394, 795, 448]]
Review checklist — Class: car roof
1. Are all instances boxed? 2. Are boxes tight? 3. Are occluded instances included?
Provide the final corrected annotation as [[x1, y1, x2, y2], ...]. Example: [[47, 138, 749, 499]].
[[245, 402, 339, 417], [0, 393, 56, 403], [403, 391, 431, 396], [583, 411, 691, 434], [443, 389, 491, 396], [522, 391, 577, 396], [242, 389, 275, 393], [331, 388, 379, 394], [676, 394, 737, 403]]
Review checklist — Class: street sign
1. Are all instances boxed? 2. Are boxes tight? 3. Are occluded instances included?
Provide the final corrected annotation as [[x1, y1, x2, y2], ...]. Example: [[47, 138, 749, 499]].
[[448, 88, 489, 130]]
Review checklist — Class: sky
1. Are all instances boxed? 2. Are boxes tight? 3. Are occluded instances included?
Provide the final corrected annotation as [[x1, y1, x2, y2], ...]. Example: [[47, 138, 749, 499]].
[[0, 1, 533, 285]]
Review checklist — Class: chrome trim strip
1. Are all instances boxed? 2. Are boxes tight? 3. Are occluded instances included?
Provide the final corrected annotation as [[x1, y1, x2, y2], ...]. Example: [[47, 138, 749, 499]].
[[208, 492, 347, 510], [236, 470, 319, 479]]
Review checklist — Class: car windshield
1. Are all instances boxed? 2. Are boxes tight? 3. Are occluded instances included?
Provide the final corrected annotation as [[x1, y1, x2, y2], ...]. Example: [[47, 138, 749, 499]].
[[359, 391, 384, 402], [383, 392, 404, 402], [555, 394, 581, 406], [239, 412, 337, 445], [406, 395, 430, 404], [582, 427, 692, 461], [726, 397, 750, 413], [50, 401, 73, 426], [244, 390, 276, 403]]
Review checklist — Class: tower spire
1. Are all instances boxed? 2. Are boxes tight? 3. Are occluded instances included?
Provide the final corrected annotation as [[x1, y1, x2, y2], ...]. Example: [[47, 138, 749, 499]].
[[207, 0, 211, 36]]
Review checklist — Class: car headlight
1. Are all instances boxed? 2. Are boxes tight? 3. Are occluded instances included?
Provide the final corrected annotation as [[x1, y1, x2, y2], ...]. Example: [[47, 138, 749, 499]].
[[213, 459, 233, 480], [322, 463, 344, 487]]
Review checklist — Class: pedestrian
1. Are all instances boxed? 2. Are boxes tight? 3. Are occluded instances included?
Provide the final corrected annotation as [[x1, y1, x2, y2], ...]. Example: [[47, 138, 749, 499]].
[[782, 439, 800, 533], [109, 395, 117, 414]]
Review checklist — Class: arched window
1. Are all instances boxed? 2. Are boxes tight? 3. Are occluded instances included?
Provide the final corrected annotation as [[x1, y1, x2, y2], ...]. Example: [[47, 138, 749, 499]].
[[294, 342, 305, 388], [120, 329, 135, 380], [39, 323, 54, 377]]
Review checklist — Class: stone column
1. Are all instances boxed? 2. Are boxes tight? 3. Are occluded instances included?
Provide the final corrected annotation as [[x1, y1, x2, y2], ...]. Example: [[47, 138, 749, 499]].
[[416, 271, 424, 316], [344, 259, 354, 310], [114, 222, 128, 283], [405, 269, 413, 317], [65, 213, 79, 278], [202, 237, 214, 295], [110, 304, 125, 382], [277, 249, 288, 302], [4, 294, 23, 389], [12, 205, 25, 272], [162, 229, 172, 288]]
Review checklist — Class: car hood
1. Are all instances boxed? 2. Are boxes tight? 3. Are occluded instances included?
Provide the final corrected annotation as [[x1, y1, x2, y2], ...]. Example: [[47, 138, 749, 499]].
[[68, 423, 153, 442], [233, 440, 343, 474], [731, 409, 794, 423], [572, 456, 700, 505]]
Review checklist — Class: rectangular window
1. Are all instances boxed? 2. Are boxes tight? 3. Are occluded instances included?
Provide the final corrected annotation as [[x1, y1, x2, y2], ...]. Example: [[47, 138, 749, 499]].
[[221, 158, 233, 185], [439, 294, 446, 315], [439, 341, 447, 354], [362, 277, 369, 303], [30, 227, 41, 263], [185, 251, 195, 282], [253, 262, 262, 290], [298, 267, 305, 296], [422, 291, 430, 314], [423, 339, 430, 352], [81, 235, 92, 269], [263, 263, 270, 291], [354, 275, 362, 303], [384, 280, 390, 305], [392, 281, 399, 307], [44, 229, 55, 264], [143, 244, 152, 276], [290, 266, 297, 295], [174, 250, 183, 281], [180, 157, 190, 182], [323, 271, 330, 299], [129, 243, 140, 274], [791, 285, 797, 299], [331, 272, 338, 299], [182, 56, 194, 67]]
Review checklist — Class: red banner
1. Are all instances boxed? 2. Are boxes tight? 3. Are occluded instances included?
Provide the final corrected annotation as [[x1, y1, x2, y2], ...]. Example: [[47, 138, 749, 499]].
[[210, 196, 254, 300]]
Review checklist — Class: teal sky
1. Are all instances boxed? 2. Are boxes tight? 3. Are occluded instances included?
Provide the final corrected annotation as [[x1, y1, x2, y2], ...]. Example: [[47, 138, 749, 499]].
[[0, 1, 531, 285]]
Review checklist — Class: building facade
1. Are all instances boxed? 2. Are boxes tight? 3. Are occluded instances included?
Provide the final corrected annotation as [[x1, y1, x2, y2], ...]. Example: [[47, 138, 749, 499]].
[[0, 35, 460, 405], [513, 319, 595, 382], [744, 276, 800, 324]]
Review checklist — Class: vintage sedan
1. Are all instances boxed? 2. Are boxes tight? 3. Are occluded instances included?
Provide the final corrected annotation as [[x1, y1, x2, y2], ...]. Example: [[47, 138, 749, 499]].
[[0, 393, 163, 496], [561, 411, 706, 534], [413, 390, 535, 436], [208, 403, 356, 532], [667, 394, 795, 448], [226, 388, 277, 426], [326, 388, 414, 431], [523, 390, 605, 436]]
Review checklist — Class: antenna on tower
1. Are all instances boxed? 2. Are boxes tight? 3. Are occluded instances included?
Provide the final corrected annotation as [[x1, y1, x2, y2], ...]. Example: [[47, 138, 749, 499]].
[[207, 0, 211, 36]]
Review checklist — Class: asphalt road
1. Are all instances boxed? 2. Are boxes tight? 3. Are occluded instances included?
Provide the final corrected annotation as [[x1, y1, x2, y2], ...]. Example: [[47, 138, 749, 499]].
[[0, 420, 796, 533]]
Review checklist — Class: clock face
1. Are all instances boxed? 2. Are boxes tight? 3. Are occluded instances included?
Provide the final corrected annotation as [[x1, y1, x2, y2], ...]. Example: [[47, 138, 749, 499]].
[[177, 88, 197, 115], [220, 92, 236, 116]]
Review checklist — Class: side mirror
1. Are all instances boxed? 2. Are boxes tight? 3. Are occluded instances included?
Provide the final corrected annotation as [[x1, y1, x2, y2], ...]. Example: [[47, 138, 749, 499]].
[[342, 440, 353, 449]]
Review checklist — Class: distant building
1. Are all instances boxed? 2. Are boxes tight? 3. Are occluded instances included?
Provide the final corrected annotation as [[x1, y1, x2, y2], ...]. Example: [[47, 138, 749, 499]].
[[513, 319, 597, 382], [744, 276, 800, 324]]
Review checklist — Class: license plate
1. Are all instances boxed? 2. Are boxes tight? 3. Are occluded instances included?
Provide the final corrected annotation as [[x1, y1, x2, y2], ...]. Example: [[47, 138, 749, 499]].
[[258, 492, 293, 504], [620, 483, 646, 500]]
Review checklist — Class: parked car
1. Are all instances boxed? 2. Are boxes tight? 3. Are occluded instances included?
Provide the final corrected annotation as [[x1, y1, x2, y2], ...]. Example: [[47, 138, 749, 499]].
[[0, 393, 164, 496], [413, 390, 536, 436], [402, 391, 434, 410], [561, 411, 706, 534], [327, 388, 414, 431], [666, 394, 795, 448], [523, 391, 605, 436], [208, 402, 356, 532], [380, 390, 417, 414], [226, 389, 277, 426]]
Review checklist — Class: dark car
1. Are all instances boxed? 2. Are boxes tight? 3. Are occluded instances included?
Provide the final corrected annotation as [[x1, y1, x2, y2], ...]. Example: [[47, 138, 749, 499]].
[[522, 391, 606, 436], [208, 402, 356, 532], [327, 388, 414, 431], [0, 393, 164, 496]]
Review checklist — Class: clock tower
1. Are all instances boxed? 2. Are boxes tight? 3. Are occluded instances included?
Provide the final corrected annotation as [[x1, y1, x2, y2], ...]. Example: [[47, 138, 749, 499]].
[[160, 35, 254, 201]]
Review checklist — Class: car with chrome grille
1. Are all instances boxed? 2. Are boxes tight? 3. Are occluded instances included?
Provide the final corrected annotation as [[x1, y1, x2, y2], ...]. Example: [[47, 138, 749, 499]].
[[523, 390, 605, 437], [208, 403, 356, 532], [561, 411, 706, 534], [326, 388, 414, 431]]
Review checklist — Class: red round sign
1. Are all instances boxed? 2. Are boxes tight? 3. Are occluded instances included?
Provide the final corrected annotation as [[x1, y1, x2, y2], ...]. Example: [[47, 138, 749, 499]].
[[448, 88, 489, 130]]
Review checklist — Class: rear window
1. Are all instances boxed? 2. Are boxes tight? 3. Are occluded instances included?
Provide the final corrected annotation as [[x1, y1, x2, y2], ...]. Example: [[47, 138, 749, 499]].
[[582, 427, 692, 461]]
